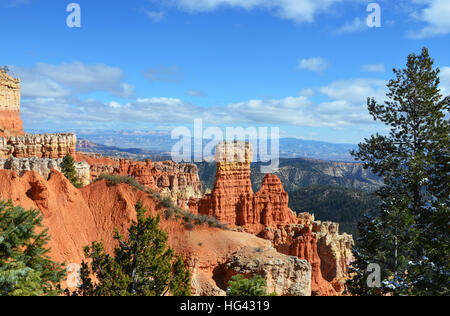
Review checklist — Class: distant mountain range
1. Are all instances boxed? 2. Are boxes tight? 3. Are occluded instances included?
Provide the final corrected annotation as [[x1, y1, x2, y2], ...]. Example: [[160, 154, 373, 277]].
[[70, 130, 359, 162], [196, 158, 382, 193]]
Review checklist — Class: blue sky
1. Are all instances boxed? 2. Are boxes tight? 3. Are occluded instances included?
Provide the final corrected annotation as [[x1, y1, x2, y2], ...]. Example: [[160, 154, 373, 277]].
[[1, 0, 449, 143]]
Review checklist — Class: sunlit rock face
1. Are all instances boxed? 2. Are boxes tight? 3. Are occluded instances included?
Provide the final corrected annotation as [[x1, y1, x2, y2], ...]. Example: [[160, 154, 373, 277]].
[[0, 72, 23, 137], [0, 71, 77, 159], [190, 141, 354, 296], [0, 157, 90, 186]]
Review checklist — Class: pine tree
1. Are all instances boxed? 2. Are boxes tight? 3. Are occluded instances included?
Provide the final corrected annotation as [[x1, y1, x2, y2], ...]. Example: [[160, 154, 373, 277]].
[[348, 48, 450, 296], [0, 199, 66, 296], [61, 154, 82, 188], [68, 202, 191, 296], [227, 275, 275, 296]]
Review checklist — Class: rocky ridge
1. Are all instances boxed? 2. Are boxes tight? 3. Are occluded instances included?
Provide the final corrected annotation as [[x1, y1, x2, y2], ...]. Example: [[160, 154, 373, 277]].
[[75, 153, 203, 210], [190, 142, 354, 295], [0, 168, 311, 296], [0, 157, 90, 186]]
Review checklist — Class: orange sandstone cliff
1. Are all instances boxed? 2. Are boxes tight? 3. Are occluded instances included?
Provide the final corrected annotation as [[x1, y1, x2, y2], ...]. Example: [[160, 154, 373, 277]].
[[190, 142, 354, 295], [0, 71, 23, 137], [0, 73, 353, 296], [0, 72, 76, 159], [0, 169, 312, 296]]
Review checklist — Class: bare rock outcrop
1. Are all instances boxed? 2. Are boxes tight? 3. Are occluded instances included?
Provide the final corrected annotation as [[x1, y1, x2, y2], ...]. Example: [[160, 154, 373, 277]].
[[195, 142, 297, 233], [0, 71, 23, 137], [191, 141, 354, 295], [7, 133, 77, 159], [75, 153, 203, 210], [313, 221, 354, 292], [0, 157, 90, 186], [197, 142, 254, 225], [0, 72, 77, 158], [224, 246, 312, 296]]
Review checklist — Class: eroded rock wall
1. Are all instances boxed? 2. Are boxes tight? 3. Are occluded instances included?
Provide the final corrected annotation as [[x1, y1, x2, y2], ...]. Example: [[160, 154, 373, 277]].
[[75, 153, 203, 210], [198, 142, 254, 225], [0, 72, 23, 137], [7, 133, 77, 158], [224, 246, 312, 296], [0, 157, 90, 186], [192, 141, 354, 295]]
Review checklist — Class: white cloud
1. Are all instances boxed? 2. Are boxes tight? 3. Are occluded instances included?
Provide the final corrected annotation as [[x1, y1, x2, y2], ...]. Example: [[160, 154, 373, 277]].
[[297, 57, 329, 72], [362, 64, 386, 73], [11, 62, 134, 98], [440, 66, 450, 95], [319, 78, 386, 103], [335, 17, 368, 34], [170, 0, 346, 23], [411, 0, 450, 38], [108, 101, 122, 108], [21, 77, 389, 130]]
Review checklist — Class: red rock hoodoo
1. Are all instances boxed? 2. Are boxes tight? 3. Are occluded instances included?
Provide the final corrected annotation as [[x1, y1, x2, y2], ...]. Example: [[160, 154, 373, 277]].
[[0, 70, 354, 295], [75, 153, 203, 210], [0, 71, 24, 137], [0, 71, 76, 159], [191, 141, 354, 295]]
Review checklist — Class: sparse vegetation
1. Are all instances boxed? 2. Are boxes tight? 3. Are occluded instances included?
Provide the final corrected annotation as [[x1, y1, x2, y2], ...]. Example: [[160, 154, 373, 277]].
[[96, 174, 228, 230], [96, 174, 146, 191], [66, 202, 191, 296], [61, 154, 83, 188], [164, 208, 174, 220], [227, 275, 276, 297], [0, 199, 65, 296], [185, 223, 195, 231]]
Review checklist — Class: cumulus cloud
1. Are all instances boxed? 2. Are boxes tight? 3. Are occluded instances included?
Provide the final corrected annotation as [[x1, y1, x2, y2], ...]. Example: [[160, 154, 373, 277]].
[[411, 0, 450, 38], [21, 76, 391, 130], [319, 78, 386, 103], [11, 62, 134, 98], [168, 0, 346, 23], [297, 57, 329, 72]]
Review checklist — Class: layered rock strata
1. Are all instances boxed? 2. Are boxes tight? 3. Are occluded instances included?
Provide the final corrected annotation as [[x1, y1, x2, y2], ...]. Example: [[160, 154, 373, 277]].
[[224, 246, 312, 296], [5, 133, 77, 159], [0, 72, 75, 158], [0, 157, 90, 186], [76, 153, 203, 209], [0, 71, 23, 137], [0, 169, 285, 295], [191, 141, 354, 295]]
